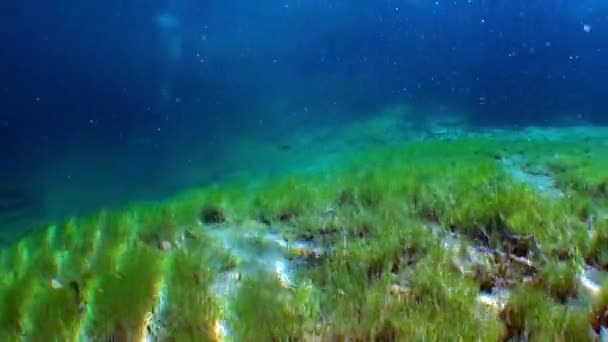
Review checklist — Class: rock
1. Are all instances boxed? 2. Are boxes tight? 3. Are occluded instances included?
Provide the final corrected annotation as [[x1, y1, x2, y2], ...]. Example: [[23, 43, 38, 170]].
[[477, 291, 509, 312], [320, 207, 336, 217], [160, 240, 172, 251], [50, 278, 63, 289], [388, 284, 411, 296], [600, 327, 608, 342], [200, 206, 226, 224]]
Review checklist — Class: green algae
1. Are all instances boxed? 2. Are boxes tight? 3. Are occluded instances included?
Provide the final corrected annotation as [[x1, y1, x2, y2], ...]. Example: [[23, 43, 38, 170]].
[[137, 204, 184, 249], [2, 129, 608, 339], [394, 248, 504, 340], [230, 274, 311, 341], [0, 273, 37, 339], [24, 280, 82, 340], [85, 242, 163, 339], [162, 247, 218, 341], [533, 260, 580, 303], [501, 285, 591, 340]]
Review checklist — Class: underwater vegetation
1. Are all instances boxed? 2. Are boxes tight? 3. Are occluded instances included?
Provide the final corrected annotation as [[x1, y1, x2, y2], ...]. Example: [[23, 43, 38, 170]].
[[1, 127, 608, 340]]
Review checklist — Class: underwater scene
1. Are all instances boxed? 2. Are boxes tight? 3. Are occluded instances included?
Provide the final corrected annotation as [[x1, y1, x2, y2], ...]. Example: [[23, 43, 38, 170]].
[[2, 0, 608, 340]]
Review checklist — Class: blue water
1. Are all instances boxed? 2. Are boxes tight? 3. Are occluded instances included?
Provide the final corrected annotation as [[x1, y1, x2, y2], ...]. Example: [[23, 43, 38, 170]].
[[1, 1, 607, 237]]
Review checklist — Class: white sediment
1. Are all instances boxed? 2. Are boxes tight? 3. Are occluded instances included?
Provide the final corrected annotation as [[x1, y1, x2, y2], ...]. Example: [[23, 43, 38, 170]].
[[500, 155, 563, 198], [581, 274, 602, 297], [477, 290, 510, 312], [579, 268, 605, 300], [144, 277, 169, 341]]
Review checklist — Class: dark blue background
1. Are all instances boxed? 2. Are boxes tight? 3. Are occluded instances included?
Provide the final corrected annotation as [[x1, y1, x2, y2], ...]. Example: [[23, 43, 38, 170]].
[[0, 0, 607, 230]]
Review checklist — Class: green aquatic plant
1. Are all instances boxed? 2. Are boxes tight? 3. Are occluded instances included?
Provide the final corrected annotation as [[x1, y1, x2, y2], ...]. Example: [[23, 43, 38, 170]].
[[350, 169, 390, 210], [501, 285, 592, 340], [0, 273, 37, 338], [197, 183, 254, 225], [351, 215, 428, 281], [294, 209, 341, 244], [161, 247, 218, 341], [563, 189, 595, 221], [176, 228, 238, 274], [55, 214, 104, 257], [168, 181, 254, 225], [162, 190, 208, 227], [46, 214, 106, 300], [586, 217, 608, 270], [309, 224, 439, 338], [88, 210, 137, 275], [53, 217, 79, 250], [230, 274, 311, 341], [2, 128, 608, 340], [392, 246, 503, 340], [533, 260, 579, 303], [543, 146, 608, 198], [137, 204, 184, 250], [85, 242, 163, 339], [317, 240, 503, 339], [24, 280, 83, 340], [253, 177, 320, 223], [505, 198, 589, 260], [3, 228, 62, 283], [327, 275, 395, 340]]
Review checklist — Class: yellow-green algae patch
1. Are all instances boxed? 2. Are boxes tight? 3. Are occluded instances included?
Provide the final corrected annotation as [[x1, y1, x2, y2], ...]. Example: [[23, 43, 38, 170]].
[[84, 242, 163, 339]]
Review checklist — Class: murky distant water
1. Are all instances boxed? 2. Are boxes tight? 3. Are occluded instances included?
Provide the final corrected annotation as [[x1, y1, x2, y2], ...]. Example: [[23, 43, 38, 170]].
[[1, 1, 608, 235]]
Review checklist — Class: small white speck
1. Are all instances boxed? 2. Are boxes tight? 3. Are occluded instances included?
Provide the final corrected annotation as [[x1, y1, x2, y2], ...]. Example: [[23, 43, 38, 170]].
[[157, 127, 161, 132], [395, 7, 399, 11], [480, 19, 485, 24], [583, 24, 592, 33], [274, 260, 290, 287], [50, 278, 63, 289]]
